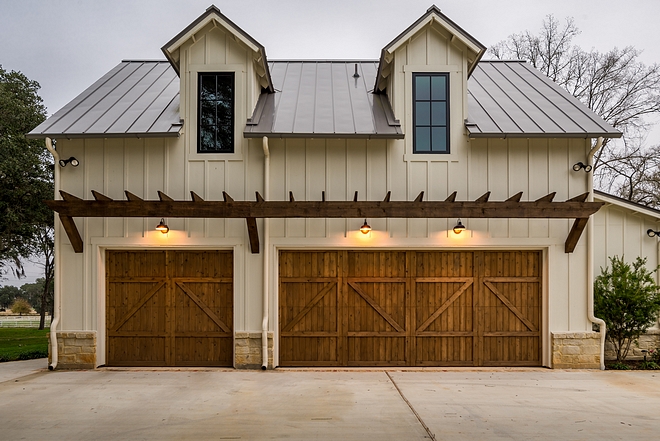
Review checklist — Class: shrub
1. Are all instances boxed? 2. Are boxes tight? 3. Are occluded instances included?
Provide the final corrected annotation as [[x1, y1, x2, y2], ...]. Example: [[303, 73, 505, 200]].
[[594, 256, 660, 361], [607, 362, 631, 370], [639, 361, 660, 370], [10, 298, 32, 315]]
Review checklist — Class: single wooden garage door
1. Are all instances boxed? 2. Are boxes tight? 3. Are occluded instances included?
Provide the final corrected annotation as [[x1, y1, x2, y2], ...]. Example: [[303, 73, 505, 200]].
[[106, 250, 233, 367], [279, 250, 541, 367]]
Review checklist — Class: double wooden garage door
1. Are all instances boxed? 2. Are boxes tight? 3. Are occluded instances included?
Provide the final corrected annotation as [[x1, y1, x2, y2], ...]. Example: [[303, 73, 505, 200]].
[[279, 251, 542, 367], [106, 250, 233, 367]]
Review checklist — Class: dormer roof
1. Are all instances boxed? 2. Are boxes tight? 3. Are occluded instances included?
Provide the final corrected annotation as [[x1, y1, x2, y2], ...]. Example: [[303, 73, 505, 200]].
[[374, 5, 486, 93], [161, 5, 274, 92]]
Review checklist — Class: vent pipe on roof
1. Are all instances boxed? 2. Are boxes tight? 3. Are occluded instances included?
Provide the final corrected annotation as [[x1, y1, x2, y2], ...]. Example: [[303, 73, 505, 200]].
[[353, 63, 360, 78]]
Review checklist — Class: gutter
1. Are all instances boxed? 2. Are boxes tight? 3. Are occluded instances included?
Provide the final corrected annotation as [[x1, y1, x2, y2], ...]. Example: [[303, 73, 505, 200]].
[[586, 137, 606, 370], [45, 137, 60, 370], [261, 136, 270, 370]]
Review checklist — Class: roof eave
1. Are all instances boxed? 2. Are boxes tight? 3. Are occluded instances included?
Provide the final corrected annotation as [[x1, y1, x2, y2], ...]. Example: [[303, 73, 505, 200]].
[[26, 131, 181, 140], [243, 131, 405, 140], [466, 131, 623, 139]]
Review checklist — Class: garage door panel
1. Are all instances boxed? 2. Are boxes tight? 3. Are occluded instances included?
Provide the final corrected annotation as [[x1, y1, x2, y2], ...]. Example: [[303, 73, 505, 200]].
[[416, 336, 474, 365], [279, 250, 541, 367], [348, 337, 407, 365], [280, 337, 338, 364], [108, 336, 166, 365], [346, 282, 406, 333], [107, 250, 233, 367]]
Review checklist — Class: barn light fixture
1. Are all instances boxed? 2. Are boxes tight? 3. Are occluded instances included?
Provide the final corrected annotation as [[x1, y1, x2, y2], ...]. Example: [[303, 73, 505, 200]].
[[572, 162, 592, 172], [59, 156, 79, 167], [156, 218, 169, 234], [360, 219, 372, 234], [453, 219, 466, 234], [647, 229, 660, 238]]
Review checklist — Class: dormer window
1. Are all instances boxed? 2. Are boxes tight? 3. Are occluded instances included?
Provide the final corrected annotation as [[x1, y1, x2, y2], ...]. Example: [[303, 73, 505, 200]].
[[413, 73, 449, 154], [198, 72, 234, 153]]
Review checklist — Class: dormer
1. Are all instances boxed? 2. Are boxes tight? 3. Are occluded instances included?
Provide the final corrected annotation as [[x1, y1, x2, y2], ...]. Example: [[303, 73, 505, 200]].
[[161, 5, 273, 156], [374, 6, 486, 156]]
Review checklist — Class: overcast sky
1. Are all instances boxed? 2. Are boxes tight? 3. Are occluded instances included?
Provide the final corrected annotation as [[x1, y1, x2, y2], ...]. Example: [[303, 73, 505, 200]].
[[2, 0, 660, 286]]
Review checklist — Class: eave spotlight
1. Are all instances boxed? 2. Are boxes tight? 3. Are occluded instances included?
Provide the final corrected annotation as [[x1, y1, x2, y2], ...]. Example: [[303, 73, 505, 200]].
[[156, 218, 169, 234], [58, 156, 79, 167], [647, 229, 660, 238], [360, 219, 372, 234], [453, 219, 466, 234], [572, 162, 592, 172]]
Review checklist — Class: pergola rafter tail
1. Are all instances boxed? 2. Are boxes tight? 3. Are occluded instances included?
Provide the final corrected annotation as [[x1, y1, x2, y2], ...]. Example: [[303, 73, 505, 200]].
[[45, 190, 603, 254]]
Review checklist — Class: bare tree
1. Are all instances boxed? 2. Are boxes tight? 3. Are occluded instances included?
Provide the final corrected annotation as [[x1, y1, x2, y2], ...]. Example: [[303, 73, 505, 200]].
[[489, 15, 660, 175], [28, 226, 54, 330]]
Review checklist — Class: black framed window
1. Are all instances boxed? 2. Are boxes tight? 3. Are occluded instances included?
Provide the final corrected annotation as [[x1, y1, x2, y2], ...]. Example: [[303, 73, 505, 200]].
[[198, 72, 234, 153], [413, 73, 449, 153]]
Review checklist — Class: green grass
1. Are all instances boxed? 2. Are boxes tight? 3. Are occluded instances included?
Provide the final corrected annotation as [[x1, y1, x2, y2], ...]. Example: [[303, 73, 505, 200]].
[[0, 328, 49, 362]]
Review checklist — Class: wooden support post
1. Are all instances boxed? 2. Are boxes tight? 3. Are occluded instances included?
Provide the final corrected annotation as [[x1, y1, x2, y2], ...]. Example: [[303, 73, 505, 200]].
[[246, 217, 260, 254], [565, 218, 589, 253], [59, 215, 83, 253]]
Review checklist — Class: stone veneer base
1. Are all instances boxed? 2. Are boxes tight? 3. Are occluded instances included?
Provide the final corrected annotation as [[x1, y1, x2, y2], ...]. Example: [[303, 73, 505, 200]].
[[235, 332, 274, 369], [48, 331, 97, 369], [552, 332, 601, 369]]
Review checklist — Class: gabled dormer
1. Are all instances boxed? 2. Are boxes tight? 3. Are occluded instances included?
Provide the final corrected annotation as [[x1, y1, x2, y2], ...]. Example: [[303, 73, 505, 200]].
[[374, 6, 486, 156], [161, 5, 273, 156]]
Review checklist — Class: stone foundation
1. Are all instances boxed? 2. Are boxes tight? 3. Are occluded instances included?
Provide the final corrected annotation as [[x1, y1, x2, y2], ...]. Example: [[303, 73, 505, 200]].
[[235, 332, 274, 369], [552, 332, 601, 369], [605, 329, 660, 360], [48, 331, 96, 369]]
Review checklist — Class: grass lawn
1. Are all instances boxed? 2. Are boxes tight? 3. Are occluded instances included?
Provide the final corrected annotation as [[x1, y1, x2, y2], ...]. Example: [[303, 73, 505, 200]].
[[0, 328, 49, 362]]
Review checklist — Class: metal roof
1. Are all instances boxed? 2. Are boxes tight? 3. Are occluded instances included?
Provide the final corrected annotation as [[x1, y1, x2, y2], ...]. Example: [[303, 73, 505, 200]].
[[594, 190, 660, 219], [27, 61, 181, 139], [29, 60, 621, 141], [244, 61, 403, 139], [467, 61, 621, 139]]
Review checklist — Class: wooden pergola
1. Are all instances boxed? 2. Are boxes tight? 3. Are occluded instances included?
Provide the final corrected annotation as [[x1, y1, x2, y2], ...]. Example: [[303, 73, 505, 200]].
[[45, 189, 604, 255]]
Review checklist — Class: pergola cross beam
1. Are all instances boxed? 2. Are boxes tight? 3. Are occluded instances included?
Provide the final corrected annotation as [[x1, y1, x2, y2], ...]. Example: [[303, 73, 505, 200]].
[[45, 190, 603, 254]]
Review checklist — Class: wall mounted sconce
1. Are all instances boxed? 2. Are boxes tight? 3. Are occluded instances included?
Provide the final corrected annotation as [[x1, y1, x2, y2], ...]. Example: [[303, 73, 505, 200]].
[[572, 162, 592, 172], [647, 229, 660, 237], [453, 219, 466, 234], [58, 156, 79, 167], [156, 218, 169, 234], [360, 219, 372, 234]]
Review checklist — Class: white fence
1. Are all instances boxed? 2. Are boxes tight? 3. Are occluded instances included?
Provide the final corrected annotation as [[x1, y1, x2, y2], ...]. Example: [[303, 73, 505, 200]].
[[0, 316, 51, 328]]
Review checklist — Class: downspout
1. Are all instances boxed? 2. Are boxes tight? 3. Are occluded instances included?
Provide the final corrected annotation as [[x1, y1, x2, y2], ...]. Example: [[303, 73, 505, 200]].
[[45, 137, 60, 370], [586, 137, 606, 370], [261, 136, 270, 370]]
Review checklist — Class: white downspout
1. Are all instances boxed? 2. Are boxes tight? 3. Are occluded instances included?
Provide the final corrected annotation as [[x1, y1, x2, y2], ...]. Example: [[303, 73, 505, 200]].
[[45, 137, 60, 370], [586, 137, 606, 370], [261, 136, 270, 370]]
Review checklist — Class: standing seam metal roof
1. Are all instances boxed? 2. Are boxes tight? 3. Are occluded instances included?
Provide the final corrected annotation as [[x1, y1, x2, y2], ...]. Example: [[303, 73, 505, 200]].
[[27, 61, 181, 139], [467, 61, 620, 138], [28, 60, 621, 140]]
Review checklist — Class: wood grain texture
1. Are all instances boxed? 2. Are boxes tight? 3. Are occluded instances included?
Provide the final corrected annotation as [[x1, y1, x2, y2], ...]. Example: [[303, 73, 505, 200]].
[[279, 250, 542, 367], [106, 250, 233, 367]]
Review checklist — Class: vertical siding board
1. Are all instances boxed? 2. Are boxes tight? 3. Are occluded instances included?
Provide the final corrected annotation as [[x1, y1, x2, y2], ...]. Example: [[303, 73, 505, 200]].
[[508, 139, 529, 238], [326, 139, 347, 237], [286, 138, 306, 237], [409, 161, 428, 237], [307, 139, 326, 237], [188, 160, 206, 237], [207, 160, 226, 237], [528, 138, 550, 238]]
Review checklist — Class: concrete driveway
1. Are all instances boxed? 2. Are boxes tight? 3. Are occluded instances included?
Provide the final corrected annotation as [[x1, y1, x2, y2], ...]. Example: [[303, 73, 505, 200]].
[[0, 362, 659, 440]]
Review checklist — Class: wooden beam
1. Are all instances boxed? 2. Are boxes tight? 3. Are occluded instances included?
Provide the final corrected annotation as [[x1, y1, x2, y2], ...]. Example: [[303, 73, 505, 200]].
[[445, 191, 457, 202], [414, 191, 424, 202], [45, 198, 605, 219], [125, 191, 143, 201], [223, 191, 233, 202], [256, 192, 264, 202], [506, 192, 523, 202], [190, 191, 204, 202], [60, 191, 82, 201], [383, 191, 391, 202], [246, 217, 259, 254], [353, 191, 358, 202], [535, 192, 556, 203], [59, 215, 83, 253], [158, 191, 173, 202], [565, 218, 589, 253], [475, 192, 490, 202], [91, 190, 112, 201], [567, 192, 589, 202], [289, 191, 295, 202]]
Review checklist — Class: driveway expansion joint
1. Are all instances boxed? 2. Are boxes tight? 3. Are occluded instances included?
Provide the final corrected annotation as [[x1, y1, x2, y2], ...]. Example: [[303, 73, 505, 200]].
[[386, 371, 436, 441]]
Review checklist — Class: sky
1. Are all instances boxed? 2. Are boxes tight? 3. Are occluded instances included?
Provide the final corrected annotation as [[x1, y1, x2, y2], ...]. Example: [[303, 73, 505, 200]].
[[1, 0, 660, 286]]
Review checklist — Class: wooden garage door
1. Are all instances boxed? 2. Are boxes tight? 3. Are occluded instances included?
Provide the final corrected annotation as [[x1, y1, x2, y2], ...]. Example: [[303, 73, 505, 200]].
[[279, 250, 541, 367], [106, 250, 233, 367]]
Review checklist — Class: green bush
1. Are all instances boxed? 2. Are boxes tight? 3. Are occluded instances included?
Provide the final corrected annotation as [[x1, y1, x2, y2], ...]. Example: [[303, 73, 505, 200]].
[[639, 361, 660, 370], [594, 256, 660, 361], [607, 362, 631, 370]]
